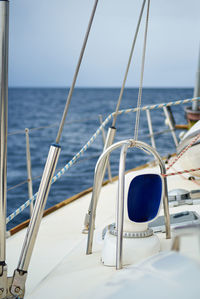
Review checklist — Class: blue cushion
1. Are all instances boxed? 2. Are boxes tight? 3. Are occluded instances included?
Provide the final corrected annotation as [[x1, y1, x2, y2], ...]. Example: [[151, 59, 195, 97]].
[[127, 174, 162, 223]]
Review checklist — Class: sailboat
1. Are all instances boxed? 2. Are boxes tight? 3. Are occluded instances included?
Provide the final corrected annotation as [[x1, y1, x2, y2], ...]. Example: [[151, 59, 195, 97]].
[[1, 0, 200, 298]]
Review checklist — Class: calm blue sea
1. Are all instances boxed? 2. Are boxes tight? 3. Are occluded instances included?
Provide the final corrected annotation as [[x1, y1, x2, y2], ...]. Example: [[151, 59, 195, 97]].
[[7, 87, 193, 229]]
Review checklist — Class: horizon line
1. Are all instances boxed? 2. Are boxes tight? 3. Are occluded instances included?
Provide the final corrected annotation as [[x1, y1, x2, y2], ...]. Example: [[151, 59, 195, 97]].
[[8, 86, 194, 89]]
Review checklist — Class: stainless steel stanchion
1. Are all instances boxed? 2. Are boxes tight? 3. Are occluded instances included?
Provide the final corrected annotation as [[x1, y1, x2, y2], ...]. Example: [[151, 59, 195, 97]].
[[25, 128, 34, 216]]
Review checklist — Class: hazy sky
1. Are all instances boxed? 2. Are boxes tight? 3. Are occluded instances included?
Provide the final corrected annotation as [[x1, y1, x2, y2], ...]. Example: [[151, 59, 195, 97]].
[[9, 0, 200, 87]]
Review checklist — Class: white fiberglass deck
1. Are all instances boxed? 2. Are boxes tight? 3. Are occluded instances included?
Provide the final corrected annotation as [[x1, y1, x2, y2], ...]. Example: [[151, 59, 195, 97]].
[[6, 160, 200, 298]]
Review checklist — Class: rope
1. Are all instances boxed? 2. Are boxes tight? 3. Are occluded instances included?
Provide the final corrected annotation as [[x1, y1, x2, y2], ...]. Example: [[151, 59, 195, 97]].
[[7, 97, 200, 137], [134, 0, 150, 140], [117, 97, 200, 115], [7, 180, 28, 192], [6, 117, 111, 224], [162, 167, 200, 177], [170, 165, 200, 186], [166, 133, 200, 170], [6, 129, 173, 192], [6, 96, 200, 223], [112, 0, 146, 127]]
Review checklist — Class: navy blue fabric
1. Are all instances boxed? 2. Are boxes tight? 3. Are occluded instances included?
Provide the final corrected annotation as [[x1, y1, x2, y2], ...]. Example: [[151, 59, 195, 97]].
[[127, 174, 162, 223]]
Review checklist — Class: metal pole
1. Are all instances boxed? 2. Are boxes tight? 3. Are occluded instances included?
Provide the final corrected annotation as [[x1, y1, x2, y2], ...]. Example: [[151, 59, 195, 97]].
[[83, 126, 116, 234], [0, 1, 8, 297], [11, 2, 99, 296], [25, 128, 33, 216], [146, 109, 156, 148], [116, 144, 128, 270], [99, 115, 112, 182], [163, 106, 178, 147], [192, 48, 200, 111], [11, 144, 61, 298], [86, 140, 131, 254]]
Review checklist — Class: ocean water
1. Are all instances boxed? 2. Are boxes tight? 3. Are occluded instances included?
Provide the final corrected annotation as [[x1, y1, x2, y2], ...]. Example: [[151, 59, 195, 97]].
[[7, 87, 193, 229]]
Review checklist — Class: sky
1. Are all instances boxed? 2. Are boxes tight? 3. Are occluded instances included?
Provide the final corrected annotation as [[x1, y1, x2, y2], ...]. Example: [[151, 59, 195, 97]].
[[8, 0, 200, 88]]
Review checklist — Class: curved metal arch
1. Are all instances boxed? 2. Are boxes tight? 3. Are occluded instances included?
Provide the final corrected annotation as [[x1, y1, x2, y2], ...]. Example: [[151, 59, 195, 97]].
[[86, 139, 171, 256]]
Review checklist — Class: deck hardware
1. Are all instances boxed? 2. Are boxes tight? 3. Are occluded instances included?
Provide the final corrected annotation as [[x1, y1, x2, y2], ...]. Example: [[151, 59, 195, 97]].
[[172, 223, 200, 254], [102, 223, 153, 239], [190, 189, 200, 199], [10, 269, 27, 298], [0, 264, 7, 299], [110, 227, 153, 238], [150, 211, 200, 233], [167, 189, 200, 207], [168, 189, 190, 202], [86, 139, 171, 262]]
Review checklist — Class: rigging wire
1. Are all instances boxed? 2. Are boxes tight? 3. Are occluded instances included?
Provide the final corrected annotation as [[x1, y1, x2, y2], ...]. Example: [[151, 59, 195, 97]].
[[55, 0, 99, 144], [112, 0, 146, 127], [134, 0, 150, 140]]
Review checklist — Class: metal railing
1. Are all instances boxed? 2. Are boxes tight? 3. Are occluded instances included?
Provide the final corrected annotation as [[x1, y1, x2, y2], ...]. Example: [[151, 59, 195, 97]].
[[85, 139, 171, 266], [6, 97, 200, 225]]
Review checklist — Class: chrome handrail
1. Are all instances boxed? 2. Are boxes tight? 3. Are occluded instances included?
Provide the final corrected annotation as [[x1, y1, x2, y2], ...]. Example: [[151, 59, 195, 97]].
[[116, 143, 129, 269], [116, 140, 171, 269], [86, 139, 171, 257]]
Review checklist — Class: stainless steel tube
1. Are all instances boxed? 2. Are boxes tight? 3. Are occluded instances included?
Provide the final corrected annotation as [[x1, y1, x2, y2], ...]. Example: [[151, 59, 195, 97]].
[[0, 0, 8, 264], [116, 141, 170, 269], [96, 126, 115, 191], [25, 128, 34, 216], [192, 48, 200, 111], [11, 144, 61, 297], [86, 139, 171, 255], [163, 106, 178, 147], [116, 144, 129, 270], [134, 140, 171, 239], [99, 115, 112, 182], [146, 109, 156, 148], [86, 140, 131, 254], [16, 144, 61, 272], [83, 127, 116, 233]]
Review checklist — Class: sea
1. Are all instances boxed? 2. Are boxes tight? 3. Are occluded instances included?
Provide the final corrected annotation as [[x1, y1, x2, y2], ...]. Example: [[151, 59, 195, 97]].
[[7, 87, 193, 229]]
